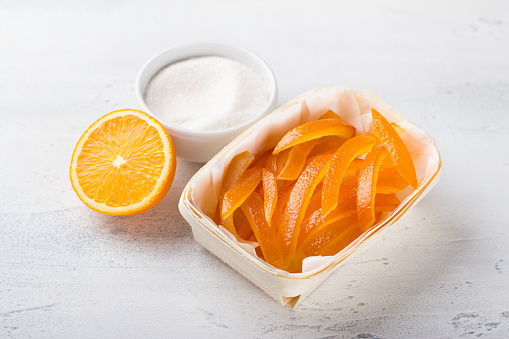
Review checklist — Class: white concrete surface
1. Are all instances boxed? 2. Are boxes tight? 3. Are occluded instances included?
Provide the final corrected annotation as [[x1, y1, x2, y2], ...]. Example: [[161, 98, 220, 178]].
[[1, 1, 508, 338]]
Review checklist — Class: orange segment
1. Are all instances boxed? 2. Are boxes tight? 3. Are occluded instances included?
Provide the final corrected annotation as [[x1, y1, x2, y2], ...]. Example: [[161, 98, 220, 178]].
[[372, 109, 417, 189], [273, 119, 356, 154], [278, 139, 318, 180], [221, 167, 263, 220], [70, 109, 176, 216], [241, 192, 284, 269], [278, 154, 333, 264], [262, 169, 278, 227], [357, 146, 389, 232], [322, 134, 379, 217]]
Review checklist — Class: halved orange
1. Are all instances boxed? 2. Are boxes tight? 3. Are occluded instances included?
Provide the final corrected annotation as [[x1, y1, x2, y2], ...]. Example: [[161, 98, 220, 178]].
[[70, 109, 176, 215]]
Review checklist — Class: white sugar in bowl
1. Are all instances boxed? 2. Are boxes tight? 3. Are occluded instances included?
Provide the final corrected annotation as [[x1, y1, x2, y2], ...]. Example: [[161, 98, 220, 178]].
[[135, 42, 278, 163]]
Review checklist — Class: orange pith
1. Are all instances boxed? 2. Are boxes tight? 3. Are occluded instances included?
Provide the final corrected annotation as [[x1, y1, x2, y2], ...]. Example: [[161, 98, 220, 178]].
[[70, 109, 176, 216], [213, 108, 418, 272]]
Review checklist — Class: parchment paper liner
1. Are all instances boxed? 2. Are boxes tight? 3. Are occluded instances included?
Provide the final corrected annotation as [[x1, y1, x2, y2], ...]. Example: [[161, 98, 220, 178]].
[[179, 86, 442, 308]]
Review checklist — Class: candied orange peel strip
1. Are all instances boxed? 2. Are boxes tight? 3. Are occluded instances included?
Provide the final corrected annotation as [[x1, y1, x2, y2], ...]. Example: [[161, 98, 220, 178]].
[[322, 134, 379, 218], [273, 119, 356, 154], [214, 151, 255, 236], [319, 110, 342, 120], [278, 139, 318, 180], [221, 167, 263, 220], [278, 154, 333, 266], [357, 146, 389, 232], [262, 168, 278, 227], [241, 192, 284, 269], [372, 108, 417, 189]]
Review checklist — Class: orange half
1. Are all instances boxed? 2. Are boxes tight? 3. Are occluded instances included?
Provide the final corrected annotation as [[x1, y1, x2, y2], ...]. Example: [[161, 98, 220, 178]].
[[70, 109, 176, 215]]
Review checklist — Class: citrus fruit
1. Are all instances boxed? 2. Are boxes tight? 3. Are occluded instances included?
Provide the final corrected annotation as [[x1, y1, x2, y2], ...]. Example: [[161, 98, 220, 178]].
[[70, 109, 176, 215]]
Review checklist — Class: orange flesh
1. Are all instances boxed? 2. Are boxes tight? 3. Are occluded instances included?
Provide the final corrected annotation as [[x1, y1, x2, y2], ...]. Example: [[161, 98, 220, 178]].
[[372, 109, 418, 189], [241, 192, 284, 269], [273, 119, 356, 154], [357, 147, 389, 232], [322, 134, 379, 218], [76, 115, 165, 207]]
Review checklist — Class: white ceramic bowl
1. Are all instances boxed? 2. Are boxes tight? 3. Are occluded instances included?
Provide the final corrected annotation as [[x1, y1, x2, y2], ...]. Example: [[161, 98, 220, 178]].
[[135, 42, 278, 163]]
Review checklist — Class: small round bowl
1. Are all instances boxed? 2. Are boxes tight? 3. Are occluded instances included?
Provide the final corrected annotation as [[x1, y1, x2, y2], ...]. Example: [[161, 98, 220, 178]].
[[135, 42, 278, 163]]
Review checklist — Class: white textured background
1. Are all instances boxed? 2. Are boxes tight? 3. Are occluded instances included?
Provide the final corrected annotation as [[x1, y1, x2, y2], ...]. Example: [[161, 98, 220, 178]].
[[1, 1, 509, 338]]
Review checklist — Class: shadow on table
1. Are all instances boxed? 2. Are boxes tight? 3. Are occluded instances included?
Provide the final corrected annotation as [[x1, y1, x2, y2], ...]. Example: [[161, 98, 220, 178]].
[[296, 185, 479, 325], [95, 159, 203, 242]]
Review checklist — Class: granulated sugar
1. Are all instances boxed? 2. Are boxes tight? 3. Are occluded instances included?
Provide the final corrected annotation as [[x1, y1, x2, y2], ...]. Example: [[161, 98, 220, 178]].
[[144, 56, 270, 131]]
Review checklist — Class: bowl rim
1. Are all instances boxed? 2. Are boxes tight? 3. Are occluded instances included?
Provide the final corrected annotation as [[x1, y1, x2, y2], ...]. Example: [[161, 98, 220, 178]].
[[135, 42, 278, 138]]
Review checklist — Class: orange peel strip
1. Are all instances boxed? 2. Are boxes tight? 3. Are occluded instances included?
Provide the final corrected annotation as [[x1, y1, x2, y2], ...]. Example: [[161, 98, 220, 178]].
[[278, 154, 333, 265], [241, 192, 284, 269], [316, 216, 362, 257], [273, 182, 295, 233], [357, 146, 389, 233], [372, 108, 417, 189], [303, 214, 360, 257], [221, 167, 263, 220], [233, 209, 254, 241], [278, 139, 318, 180], [273, 119, 356, 154], [322, 134, 379, 218], [262, 168, 278, 227], [307, 135, 346, 158], [249, 148, 273, 169], [377, 167, 409, 194], [266, 148, 290, 175], [318, 110, 342, 120], [214, 151, 254, 235]]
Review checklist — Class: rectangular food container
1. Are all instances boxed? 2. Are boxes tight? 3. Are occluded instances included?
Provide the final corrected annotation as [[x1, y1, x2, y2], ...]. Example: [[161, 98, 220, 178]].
[[178, 86, 442, 308]]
